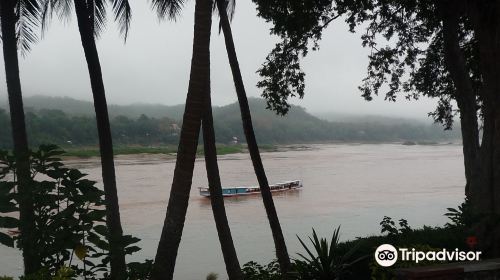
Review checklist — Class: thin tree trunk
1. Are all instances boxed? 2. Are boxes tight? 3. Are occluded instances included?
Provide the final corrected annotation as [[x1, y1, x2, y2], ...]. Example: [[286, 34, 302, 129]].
[[151, 0, 212, 278], [215, 0, 291, 276], [73, 1, 127, 278], [202, 86, 243, 279], [0, 0, 39, 275]]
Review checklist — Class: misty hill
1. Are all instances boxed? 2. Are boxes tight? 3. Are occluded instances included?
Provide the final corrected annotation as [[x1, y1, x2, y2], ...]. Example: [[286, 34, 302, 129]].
[[0, 95, 187, 120], [0, 96, 460, 148], [315, 112, 430, 125]]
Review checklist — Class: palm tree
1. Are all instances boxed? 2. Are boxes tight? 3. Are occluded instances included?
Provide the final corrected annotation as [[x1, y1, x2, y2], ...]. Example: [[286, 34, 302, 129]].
[[150, 0, 214, 278], [41, 1, 131, 278], [150, 1, 244, 278], [201, 76, 243, 279], [0, 0, 41, 274], [214, 0, 291, 275]]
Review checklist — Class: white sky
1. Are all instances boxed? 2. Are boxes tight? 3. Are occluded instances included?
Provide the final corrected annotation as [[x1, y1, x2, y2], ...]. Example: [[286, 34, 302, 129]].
[[0, 1, 438, 119]]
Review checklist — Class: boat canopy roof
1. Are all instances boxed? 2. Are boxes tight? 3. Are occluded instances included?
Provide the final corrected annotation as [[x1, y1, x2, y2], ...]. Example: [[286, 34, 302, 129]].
[[199, 180, 301, 190]]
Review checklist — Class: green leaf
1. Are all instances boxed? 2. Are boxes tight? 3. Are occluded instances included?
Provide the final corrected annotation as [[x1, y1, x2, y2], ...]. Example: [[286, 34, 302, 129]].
[[125, 245, 141, 255], [0, 232, 14, 247], [0, 201, 18, 213], [67, 169, 86, 181], [94, 225, 108, 236], [0, 216, 18, 228], [122, 235, 140, 247], [87, 232, 109, 251], [0, 181, 16, 195]]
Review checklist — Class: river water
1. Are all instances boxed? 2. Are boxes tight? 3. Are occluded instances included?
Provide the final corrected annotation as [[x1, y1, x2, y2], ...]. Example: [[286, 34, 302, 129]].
[[0, 143, 465, 279]]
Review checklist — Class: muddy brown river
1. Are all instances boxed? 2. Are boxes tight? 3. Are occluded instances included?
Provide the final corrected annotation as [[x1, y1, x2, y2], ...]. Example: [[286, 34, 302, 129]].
[[0, 143, 465, 279]]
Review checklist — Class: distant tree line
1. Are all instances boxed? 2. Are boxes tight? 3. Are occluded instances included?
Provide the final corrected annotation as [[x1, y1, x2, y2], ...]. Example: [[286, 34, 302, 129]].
[[0, 103, 459, 149]]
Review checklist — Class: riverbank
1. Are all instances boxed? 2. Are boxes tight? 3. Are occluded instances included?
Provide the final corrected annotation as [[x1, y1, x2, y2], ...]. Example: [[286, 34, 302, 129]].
[[58, 141, 460, 158], [61, 144, 279, 158]]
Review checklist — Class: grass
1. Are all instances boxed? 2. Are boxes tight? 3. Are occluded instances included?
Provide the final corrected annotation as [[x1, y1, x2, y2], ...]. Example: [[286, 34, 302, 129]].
[[61, 144, 277, 158]]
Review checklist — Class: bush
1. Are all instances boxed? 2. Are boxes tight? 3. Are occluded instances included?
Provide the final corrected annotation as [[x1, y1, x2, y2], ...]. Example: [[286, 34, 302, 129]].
[[242, 260, 282, 280], [0, 145, 146, 279], [294, 227, 366, 280]]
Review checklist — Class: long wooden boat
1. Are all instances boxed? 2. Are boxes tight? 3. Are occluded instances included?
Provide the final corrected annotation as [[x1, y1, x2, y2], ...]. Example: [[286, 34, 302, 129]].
[[198, 180, 302, 197]]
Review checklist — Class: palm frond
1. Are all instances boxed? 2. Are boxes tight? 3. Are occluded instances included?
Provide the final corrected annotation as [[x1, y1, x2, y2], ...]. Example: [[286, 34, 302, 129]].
[[214, 0, 235, 22], [39, 0, 51, 36], [89, 0, 107, 38], [52, 0, 73, 21], [297, 233, 317, 261], [16, 0, 42, 55], [111, 0, 131, 41], [329, 226, 340, 259], [214, 0, 235, 34], [151, 0, 185, 21]]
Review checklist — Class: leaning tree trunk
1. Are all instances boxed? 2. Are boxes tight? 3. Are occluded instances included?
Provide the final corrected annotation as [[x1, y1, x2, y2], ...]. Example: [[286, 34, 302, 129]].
[[202, 85, 243, 279], [151, 0, 213, 278], [215, 0, 291, 276], [73, 1, 127, 278], [1, 0, 39, 275]]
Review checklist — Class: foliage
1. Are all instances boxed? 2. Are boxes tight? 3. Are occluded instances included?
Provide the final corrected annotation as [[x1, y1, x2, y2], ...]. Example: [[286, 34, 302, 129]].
[[338, 219, 466, 279], [256, 39, 305, 115], [127, 259, 154, 280], [253, 0, 334, 115], [0, 145, 144, 279], [0, 99, 460, 150], [294, 227, 365, 280], [242, 222, 467, 280], [445, 198, 474, 228], [380, 216, 412, 237], [41, 0, 132, 41], [206, 272, 218, 280], [252, 0, 479, 130], [3, 0, 44, 56], [20, 266, 74, 280], [242, 260, 282, 280]]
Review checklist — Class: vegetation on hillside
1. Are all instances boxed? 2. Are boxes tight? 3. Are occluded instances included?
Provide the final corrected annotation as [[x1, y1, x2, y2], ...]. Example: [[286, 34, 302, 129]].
[[0, 97, 460, 149]]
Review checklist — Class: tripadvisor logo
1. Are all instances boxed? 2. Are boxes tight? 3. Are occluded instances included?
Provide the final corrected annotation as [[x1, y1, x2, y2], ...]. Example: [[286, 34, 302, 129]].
[[374, 244, 482, 267], [375, 244, 398, 267]]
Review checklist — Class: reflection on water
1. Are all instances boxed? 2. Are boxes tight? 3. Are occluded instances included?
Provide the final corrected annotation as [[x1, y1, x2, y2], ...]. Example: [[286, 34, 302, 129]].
[[0, 144, 465, 279]]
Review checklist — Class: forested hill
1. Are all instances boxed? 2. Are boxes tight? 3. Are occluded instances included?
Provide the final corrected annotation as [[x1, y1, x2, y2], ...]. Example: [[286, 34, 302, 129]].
[[0, 96, 460, 149], [0, 95, 187, 120]]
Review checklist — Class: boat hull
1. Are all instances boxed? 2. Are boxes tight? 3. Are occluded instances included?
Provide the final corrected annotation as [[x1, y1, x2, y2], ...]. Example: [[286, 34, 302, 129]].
[[198, 180, 302, 197]]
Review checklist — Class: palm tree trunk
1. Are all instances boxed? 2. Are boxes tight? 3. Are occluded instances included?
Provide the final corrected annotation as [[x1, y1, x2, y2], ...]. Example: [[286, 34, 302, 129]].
[[151, 0, 212, 278], [202, 87, 243, 279], [215, 0, 291, 276], [73, 1, 127, 278], [0, 0, 39, 275]]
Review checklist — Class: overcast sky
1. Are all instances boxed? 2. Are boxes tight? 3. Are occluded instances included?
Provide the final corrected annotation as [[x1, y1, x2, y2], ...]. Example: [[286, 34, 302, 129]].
[[0, 1, 438, 119]]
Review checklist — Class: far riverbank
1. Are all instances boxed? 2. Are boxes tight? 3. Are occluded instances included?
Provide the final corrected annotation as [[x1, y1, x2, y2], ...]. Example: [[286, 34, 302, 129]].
[[60, 141, 460, 159]]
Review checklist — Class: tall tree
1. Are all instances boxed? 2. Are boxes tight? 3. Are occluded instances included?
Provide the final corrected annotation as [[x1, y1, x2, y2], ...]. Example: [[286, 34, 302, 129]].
[[0, 0, 41, 274], [215, 0, 291, 275], [465, 0, 500, 255], [150, 0, 213, 278], [253, 0, 500, 256], [201, 72, 243, 279], [42, 0, 132, 278]]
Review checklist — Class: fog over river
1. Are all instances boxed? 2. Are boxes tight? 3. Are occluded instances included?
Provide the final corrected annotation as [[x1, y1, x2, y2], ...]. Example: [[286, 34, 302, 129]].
[[0, 144, 465, 279]]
